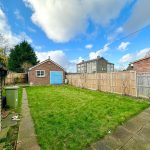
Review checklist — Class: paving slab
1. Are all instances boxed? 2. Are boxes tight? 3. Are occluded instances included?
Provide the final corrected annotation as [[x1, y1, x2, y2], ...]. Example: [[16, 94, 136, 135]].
[[2, 113, 17, 128], [111, 126, 132, 144], [123, 117, 143, 133], [121, 135, 150, 150], [17, 88, 40, 150], [137, 123, 150, 141], [87, 107, 150, 150], [0, 127, 9, 141]]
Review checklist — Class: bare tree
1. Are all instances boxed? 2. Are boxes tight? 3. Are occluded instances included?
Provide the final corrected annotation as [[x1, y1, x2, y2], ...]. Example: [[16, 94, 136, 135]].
[[0, 34, 9, 55], [22, 62, 33, 73], [122, 74, 128, 95]]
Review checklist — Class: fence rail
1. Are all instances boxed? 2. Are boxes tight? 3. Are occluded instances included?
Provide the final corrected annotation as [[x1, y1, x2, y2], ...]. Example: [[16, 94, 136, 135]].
[[66, 71, 137, 97]]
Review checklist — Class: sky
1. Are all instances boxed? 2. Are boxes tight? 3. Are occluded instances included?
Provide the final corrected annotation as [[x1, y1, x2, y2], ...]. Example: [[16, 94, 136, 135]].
[[0, 0, 150, 72]]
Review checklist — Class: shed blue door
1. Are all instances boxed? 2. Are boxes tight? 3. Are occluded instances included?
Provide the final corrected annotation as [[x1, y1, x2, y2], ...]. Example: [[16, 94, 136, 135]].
[[50, 71, 63, 84]]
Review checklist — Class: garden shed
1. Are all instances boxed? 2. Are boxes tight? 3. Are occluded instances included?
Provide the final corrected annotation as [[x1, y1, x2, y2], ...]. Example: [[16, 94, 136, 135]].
[[28, 58, 65, 85]]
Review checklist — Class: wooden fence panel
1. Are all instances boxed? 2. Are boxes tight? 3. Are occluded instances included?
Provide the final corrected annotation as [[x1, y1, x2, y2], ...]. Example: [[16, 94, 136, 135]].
[[137, 72, 150, 98], [5, 73, 27, 85], [66, 71, 137, 97]]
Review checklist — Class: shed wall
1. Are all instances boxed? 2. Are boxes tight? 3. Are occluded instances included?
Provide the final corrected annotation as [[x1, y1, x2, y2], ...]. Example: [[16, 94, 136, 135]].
[[28, 61, 65, 85]]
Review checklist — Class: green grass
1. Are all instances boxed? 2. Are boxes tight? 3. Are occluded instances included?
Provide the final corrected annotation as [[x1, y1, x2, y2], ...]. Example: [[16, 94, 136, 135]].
[[26, 85, 149, 150], [15, 87, 23, 113]]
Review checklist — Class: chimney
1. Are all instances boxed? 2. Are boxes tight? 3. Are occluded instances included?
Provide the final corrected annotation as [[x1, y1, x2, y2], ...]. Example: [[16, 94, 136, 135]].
[[97, 56, 100, 59], [82, 60, 84, 63], [48, 56, 51, 60]]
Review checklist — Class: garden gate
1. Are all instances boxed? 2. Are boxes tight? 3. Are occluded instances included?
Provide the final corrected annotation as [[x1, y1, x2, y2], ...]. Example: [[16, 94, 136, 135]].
[[136, 72, 150, 98]]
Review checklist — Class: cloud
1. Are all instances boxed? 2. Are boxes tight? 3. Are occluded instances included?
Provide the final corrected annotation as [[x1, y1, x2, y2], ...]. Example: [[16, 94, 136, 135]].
[[23, 0, 129, 43], [107, 26, 124, 42], [27, 27, 36, 33], [71, 56, 84, 64], [0, 8, 32, 49], [116, 27, 124, 33], [85, 44, 93, 49], [36, 50, 66, 63], [35, 50, 77, 72], [24, 0, 87, 43], [119, 53, 133, 64], [36, 50, 85, 72], [89, 43, 110, 59], [33, 45, 42, 50], [124, 0, 150, 33], [14, 9, 24, 22], [85, 1, 129, 26], [118, 42, 130, 51], [119, 47, 150, 66], [136, 48, 150, 58], [69, 56, 85, 72]]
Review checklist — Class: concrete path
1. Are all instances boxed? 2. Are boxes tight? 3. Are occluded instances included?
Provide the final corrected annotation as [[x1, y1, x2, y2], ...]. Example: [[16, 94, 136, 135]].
[[87, 107, 150, 150], [17, 88, 40, 150]]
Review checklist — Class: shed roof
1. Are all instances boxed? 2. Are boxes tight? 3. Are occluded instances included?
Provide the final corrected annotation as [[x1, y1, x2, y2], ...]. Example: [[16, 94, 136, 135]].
[[29, 58, 65, 71]]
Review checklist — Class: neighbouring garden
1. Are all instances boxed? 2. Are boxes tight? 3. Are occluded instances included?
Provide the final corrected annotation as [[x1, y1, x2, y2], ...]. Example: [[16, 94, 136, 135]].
[[26, 85, 149, 150]]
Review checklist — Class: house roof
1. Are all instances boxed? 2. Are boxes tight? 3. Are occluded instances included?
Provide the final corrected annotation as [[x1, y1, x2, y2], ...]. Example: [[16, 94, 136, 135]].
[[29, 58, 65, 71], [132, 56, 150, 64], [77, 57, 114, 65]]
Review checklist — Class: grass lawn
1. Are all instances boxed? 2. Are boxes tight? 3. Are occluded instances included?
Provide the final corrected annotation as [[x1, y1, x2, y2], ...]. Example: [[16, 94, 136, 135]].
[[26, 85, 149, 150]]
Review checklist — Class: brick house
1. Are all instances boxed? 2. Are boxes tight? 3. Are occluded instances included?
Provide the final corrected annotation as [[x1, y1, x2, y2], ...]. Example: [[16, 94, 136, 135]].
[[28, 58, 65, 85], [127, 56, 150, 72]]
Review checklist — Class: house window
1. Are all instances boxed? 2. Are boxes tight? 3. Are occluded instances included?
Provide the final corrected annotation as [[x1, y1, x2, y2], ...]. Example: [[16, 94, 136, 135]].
[[107, 64, 111, 72], [77, 65, 81, 72], [36, 70, 45, 77], [111, 65, 114, 71], [87, 63, 90, 73], [81, 64, 85, 73], [92, 61, 96, 72]]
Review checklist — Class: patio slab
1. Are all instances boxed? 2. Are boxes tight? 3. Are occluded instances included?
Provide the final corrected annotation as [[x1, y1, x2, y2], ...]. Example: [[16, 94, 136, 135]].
[[16, 88, 40, 150], [87, 107, 150, 150]]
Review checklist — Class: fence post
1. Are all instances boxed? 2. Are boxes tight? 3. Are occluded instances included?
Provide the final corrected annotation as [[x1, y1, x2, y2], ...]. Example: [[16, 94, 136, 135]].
[[111, 72, 113, 93], [97, 73, 100, 91], [70, 75, 72, 85], [97, 73, 99, 90], [135, 71, 138, 97]]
